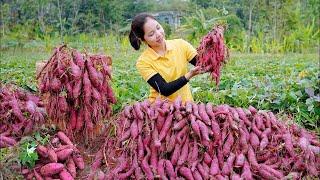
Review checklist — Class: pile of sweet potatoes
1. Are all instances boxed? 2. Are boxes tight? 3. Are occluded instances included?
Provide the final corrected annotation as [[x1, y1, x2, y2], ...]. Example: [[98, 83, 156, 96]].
[[37, 45, 115, 139], [89, 97, 319, 179], [0, 84, 45, 148], [22, 131, 84, 179], [197, 25, 229, 87]]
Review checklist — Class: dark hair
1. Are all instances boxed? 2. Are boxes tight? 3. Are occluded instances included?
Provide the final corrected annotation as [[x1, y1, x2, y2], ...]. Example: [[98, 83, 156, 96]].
[[129, 13, 155, 50]]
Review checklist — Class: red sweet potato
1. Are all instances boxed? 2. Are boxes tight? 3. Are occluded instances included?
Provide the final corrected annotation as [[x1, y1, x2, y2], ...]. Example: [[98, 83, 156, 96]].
[[135, 167, 144, 179], [203, 152, 212, 165], [211, 119, 221, 146], [239, 128, 249, 153], [223, 132, 235, 156], [178, 138, 189, 166], [193, 169, 203, 180], [40, 163, 64, 176], [156, 115, 166, 132], [209, 154, 220, 176], [282, 133, 295, 157], [130, 119, 139, 139], [157, 159, 166, 179], [37, 145, 48, 158], [185, 101, 193, 114], [112, 154, 128, 175], [173, 96, 182, 110], [176, 125, 189, 144], [33, 169, 43, 180], [137, 135, 144, 160], [198, 103, 211, 125], [118, 165, 136, 179], [173, 118, 188, 131], [179, 167, 194, 180], [141, 147, 153, 180], [0, 136, 16, 146], [250, 132, 260, 150], [48, 148, 58, 163], [133, 102, 144, 120], [57, 131, 73, 145], [189, 143, 199, 170], [123, 106, 133, 119], [205, 103, 215, 119], [197, 120, 210, 141], [259, 135, 269, 151], [192, 103, 201, 119], [56, 148, 73, 161], [260, 164, 284, 179], [167, 132, 176, 152], [158, 114, 173, 142], [241, 161, 253, 180], [165, 160, 176, 178], [150, 143, 158, 170], [86, 60, 102, 89], [70, 109, 77, 130], [119, 129, 131, 143], [189, 114, 201, 139], [72, 152, 85, 170], [235, 153, 245, 167], [222, 153, 236, 175], [69, 59, 82, 80], [197, 163, 209, 179], [247, 146, 259, 168], [54, 145, 73, 152], [59, 168, 74, 180], [171, 144, 181, 165], [248, 106, 257, 115], [66, 158, 76, 178], [72, 51, 85, 68]]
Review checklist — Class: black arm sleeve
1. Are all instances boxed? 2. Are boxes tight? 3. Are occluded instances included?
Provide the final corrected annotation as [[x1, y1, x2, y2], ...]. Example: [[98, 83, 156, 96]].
[[147, 73, 189, 96], [189, 56, 197, 66]]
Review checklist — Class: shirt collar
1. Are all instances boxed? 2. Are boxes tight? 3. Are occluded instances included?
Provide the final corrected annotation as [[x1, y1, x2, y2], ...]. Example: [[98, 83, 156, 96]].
[[166, 40, 174, 51], [145, 40, 173, 60]]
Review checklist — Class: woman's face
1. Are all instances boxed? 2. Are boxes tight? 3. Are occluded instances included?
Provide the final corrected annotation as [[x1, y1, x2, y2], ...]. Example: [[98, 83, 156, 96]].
[[143, 17, 165, 48]]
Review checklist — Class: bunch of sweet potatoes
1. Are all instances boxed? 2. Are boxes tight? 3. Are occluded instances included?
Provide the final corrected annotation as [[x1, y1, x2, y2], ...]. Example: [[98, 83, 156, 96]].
[[22, 131, 84, 180], [0, 84, 45, 148], [89, 97, 319, 179], [37, 45, 115, 139], [197, 25, 229, 87]]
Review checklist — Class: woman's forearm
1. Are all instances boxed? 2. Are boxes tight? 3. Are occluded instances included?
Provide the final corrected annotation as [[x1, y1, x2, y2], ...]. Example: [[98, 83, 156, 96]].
[[147, 73, 188, 96]]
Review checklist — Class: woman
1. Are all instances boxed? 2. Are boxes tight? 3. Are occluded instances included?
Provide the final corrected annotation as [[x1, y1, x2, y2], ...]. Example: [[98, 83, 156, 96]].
[[129, 13, 204, 103]]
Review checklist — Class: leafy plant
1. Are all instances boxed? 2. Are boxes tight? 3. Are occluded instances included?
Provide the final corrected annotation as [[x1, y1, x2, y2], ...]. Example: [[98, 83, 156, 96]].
[[176, 9, 228, 44], [18, 132, 50, 168], [34, 131, 50, 145], [18, 140, 38, 168]]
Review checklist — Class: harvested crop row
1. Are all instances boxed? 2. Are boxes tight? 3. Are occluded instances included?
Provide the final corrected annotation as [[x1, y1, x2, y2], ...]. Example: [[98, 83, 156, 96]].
[[89, 97, 319, 179], [21, 131, 85, 180], [0, 84, 45, 148], [196, 25, 229, 87], [37, 45, 116, 139]]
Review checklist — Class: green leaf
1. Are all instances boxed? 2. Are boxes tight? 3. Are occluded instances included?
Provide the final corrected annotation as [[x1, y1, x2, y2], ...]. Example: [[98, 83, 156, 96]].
[[288, 91, 298, 102]]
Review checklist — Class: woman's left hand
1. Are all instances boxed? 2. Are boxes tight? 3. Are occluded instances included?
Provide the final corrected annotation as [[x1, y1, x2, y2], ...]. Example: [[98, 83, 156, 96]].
[[185, 66, 206, 80]]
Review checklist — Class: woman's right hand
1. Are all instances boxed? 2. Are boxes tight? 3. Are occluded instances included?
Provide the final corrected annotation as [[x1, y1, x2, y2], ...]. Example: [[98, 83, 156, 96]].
[[185, 66, 205, 80]]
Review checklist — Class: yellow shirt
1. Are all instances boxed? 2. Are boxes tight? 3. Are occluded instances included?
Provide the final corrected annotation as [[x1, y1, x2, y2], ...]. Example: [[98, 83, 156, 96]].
[[136, 39, 197, 102]]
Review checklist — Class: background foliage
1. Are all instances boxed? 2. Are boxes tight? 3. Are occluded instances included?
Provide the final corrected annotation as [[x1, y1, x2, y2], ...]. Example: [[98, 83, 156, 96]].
[[1, 0, 319, 52]]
